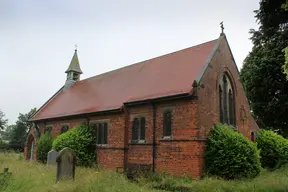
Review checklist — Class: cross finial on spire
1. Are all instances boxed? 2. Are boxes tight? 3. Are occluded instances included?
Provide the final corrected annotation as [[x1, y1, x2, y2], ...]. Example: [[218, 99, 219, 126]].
[[220, 21, 224, 34], [75, 44, 78, 51]]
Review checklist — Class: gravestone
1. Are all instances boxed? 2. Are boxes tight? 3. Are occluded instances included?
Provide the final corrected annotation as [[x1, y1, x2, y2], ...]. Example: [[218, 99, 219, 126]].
[[56, 147, 76, 183], [47, 149, 58, 166]]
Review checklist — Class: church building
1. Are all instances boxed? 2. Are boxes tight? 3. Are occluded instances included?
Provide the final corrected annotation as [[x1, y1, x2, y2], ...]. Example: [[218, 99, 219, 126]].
[[24, 31, 259, 178]]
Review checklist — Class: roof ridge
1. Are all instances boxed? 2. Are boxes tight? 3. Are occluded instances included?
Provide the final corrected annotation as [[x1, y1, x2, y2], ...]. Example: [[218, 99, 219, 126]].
[[79, 38, 218, 83]]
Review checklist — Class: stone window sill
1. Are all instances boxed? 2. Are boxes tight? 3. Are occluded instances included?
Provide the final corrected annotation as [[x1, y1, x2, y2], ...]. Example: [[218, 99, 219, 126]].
[[96, 144, 108, 148], [129, 140, 147, 145], [160, 136, 173, 141], [220, 123, 238, 131]]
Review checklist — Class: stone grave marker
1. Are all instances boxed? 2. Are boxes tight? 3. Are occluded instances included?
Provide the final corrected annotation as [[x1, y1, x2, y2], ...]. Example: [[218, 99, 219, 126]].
[[56, 147, 76, 183], [0, 168, 12, 182], [47, 149, 58, 166]]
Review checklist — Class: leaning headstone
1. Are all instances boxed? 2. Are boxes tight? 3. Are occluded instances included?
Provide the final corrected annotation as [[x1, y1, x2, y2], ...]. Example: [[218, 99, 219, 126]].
[[0, 168, 12, 180], [47, 149, 58, 166], [56, 147, 76, 183]]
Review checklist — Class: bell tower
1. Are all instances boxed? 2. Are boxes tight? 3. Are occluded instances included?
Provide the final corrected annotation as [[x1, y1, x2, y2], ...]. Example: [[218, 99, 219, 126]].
[[64, 47, 83, 90]]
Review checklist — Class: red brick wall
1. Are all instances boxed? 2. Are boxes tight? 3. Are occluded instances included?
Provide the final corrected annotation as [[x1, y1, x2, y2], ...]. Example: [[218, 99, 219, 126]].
[[37, 118, 87, 138], [26, 113, 126, 172], [155, 141, 205, 178], [24, 126, 37, 161], [154, 100, 203, 177], [127, 105, 153, 168], [126, 100, 203, 177], [97, 149, 124, 170], [90, 113, 126, 170], [197, 35, 259, 139]]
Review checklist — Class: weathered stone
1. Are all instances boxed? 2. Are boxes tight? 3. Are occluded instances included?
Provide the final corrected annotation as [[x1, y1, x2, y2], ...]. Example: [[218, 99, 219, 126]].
[[56, 147, 76, 183], [47, 149, 58, 166]]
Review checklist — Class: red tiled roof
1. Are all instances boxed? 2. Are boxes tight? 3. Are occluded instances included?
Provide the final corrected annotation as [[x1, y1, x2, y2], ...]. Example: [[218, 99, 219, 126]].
[[32, 39, 218, 121]]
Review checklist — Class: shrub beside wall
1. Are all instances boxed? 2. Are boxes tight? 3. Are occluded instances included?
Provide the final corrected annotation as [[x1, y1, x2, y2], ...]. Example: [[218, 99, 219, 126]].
[[36, 133, 53, 163], [256, 130, 288, 169], [52, 123, 96, 167], [204, 124, 261, 180]]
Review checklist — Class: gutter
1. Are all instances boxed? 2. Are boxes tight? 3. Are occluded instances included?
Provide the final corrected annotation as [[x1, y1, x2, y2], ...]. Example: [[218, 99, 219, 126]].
[[124, 92, 195, 107], [31, 108, 122, 123]]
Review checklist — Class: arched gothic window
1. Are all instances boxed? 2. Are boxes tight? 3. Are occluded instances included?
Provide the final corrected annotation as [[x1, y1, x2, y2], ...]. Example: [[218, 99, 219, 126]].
[[219, 74, 235, 126]]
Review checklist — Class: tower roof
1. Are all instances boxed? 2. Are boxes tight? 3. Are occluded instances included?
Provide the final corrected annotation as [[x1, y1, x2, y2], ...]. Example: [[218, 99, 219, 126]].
[[65, 50, 83, 74]]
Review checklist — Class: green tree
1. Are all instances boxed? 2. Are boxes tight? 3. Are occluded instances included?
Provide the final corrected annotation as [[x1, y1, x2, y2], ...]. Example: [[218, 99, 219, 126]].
[[240, 0, 288, 136], [284, 47, 288, 79], [0, 125, 16, 141], [256, 130, 288, 169], [17, 107, 37, 129], [0, 110, 8, 130], [9, 108, 37, 151], [282, 0, 288, 78], [281, 0, 288, 10]]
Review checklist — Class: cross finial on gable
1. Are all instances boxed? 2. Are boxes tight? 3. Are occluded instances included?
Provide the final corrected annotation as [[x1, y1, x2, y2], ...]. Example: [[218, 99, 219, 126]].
[[220, 21, 224, 34]]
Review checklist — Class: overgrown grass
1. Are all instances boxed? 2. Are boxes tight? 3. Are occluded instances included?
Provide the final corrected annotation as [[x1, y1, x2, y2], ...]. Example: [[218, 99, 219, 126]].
[[139, 169, 288, 192], [0, 153, 157, 192], [1, 152, 288, 192]]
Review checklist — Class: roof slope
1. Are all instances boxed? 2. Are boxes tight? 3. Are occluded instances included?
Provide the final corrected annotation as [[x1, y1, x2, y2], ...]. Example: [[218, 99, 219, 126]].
[[32, 39, 218, 121]]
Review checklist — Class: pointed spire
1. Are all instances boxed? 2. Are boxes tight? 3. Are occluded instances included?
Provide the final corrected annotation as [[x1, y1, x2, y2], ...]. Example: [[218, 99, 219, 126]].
[[63, 47, 83, 90], [65, 48, 83, 74]]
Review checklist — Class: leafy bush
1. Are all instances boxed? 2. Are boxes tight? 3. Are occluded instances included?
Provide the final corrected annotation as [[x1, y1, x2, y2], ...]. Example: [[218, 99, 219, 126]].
[[204, 124, 261, 180], [52, 123, 96, 167], [0, 139, 9, 151], [256, 130, 288, 169], [36, 133, 53, 163]]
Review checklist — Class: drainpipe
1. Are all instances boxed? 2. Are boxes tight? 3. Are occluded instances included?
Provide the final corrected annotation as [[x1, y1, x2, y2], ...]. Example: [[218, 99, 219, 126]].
[[85, 115, 90, 125], [152, 103, 156, 172], [123, 107, 129, 172]]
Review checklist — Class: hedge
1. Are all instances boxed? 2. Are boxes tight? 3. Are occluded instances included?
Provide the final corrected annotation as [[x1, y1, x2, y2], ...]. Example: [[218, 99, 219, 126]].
[[36, 133, 53, 163], [52, 123, 96, 167], [256, 130, 288, 169], [204, 124, 261, 180]]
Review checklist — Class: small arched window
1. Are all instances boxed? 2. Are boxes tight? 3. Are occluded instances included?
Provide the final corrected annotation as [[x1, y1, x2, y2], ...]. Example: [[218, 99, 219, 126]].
[[98, 123, 103, 144], [140, 117, 146, 140], [60, 124, 69, 134], [132, 117, 146, 141], [219, 74, 235, 126], [132, 118, 139, 141], [251, 132, 255, 142], [163, 111, 172, 137], [44, 126, 52, 135]]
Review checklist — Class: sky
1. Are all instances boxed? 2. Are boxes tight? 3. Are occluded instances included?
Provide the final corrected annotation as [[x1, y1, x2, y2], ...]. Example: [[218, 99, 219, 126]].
[[0, 0, 260, 125]]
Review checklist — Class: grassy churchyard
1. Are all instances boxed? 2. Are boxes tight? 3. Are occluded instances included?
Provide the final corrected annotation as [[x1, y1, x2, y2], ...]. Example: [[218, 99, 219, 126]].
[[1, 152, 288, 192]]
